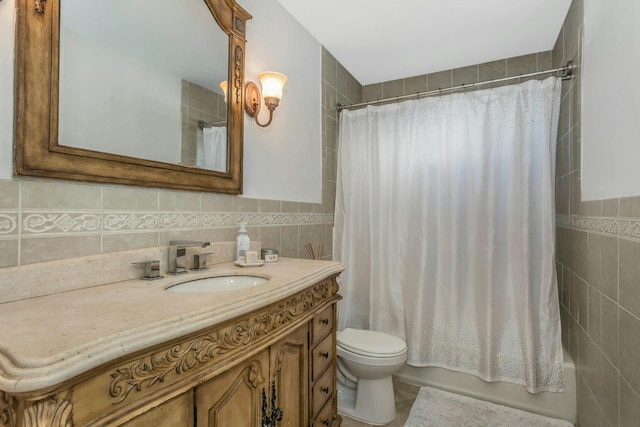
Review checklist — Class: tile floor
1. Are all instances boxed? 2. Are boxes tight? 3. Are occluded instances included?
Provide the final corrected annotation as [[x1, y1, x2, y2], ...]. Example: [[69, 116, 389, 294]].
[[340, 380, 421, 427]]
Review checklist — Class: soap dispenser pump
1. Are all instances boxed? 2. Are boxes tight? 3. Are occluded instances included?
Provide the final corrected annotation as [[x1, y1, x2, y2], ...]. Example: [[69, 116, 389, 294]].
[[236, 222, 250, 262]]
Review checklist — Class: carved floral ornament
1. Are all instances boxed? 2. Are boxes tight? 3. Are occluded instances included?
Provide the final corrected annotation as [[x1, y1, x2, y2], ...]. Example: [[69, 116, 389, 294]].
[[234, 46, 244, 104], [109, 279, 338, 404], [243, 360, 264, 389], [23, 398, 73, 427], [0, 394, 73, 427], [0, 392, 16, 427]]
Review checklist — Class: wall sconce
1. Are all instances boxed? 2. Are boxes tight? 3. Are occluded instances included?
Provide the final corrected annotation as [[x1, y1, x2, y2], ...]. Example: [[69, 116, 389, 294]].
[[244, 71, 288, 128]]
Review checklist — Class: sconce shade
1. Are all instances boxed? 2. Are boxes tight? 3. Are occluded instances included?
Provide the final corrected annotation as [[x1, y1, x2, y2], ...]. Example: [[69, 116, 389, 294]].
[[258, 72, 287, 100], [220, 80, 228, 103]]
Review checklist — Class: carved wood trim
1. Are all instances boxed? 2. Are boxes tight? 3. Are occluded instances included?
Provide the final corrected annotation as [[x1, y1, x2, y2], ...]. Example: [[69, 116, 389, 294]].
[[243, 360, 264, 389], [234, 16, 245, 35], [234, 46, 243, 104], [0, 392, 16, 427], [34, 0, 45, 14], [109, 279, 338, 404], [23, 397, 73, 427]]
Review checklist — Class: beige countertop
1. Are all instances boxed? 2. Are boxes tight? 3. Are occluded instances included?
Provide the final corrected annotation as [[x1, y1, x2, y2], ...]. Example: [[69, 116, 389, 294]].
[[0, 258, 344, 393]]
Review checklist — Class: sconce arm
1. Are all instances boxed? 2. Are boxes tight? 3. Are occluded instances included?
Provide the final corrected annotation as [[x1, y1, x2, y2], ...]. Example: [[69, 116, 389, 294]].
[[255, 109, 274, 128]]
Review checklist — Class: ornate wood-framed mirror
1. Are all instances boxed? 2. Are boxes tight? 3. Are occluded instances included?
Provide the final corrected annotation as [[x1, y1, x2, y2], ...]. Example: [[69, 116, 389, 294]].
[[14, 0, 251, 193]]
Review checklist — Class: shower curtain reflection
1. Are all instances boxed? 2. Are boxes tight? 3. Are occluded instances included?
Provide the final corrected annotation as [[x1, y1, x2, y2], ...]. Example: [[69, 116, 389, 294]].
[[198, 126, 227, 172], [334, 77, 564, 393]]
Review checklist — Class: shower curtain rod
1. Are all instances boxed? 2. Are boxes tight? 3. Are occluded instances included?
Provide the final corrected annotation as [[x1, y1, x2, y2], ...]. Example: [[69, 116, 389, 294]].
[[336, 61, 574, 113]]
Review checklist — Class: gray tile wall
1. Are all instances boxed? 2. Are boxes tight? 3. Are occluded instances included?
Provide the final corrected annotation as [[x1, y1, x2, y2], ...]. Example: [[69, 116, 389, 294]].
[[362, 52, 552, 102], [0, 50, 361, 268], [554, 1, 640, 426]]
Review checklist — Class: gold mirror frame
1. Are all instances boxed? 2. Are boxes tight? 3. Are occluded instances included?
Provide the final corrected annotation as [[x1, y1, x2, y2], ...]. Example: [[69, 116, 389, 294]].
[[14, 0, 251, 194]]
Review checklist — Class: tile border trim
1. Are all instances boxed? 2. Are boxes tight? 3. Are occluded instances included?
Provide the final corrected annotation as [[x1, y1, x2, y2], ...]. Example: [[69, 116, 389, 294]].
[[556, 214, 640, 240], [0, 211, 334, 237], [0, 213, 18, 236]]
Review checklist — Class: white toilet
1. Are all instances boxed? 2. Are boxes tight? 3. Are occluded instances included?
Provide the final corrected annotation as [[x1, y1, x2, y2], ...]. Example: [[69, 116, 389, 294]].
[[336, 328, 408, 425]]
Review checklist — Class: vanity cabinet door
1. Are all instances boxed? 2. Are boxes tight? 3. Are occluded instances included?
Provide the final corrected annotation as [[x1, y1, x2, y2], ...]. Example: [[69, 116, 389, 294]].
[[194, 325, 309, 427], [120, 392, 194, 427], [195, 349, 269, 427], [270, 324, 310, 427]]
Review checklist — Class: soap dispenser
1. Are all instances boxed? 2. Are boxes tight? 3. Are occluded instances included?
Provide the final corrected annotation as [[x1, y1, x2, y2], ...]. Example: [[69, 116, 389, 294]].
[[236, 222, 250, 262]]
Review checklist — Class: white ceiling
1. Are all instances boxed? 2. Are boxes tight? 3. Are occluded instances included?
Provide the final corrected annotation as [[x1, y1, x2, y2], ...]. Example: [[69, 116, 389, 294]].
[[276, 0, 572, 86]]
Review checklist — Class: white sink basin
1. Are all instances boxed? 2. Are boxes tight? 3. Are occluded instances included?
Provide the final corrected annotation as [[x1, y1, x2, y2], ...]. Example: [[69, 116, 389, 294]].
[[166, 275, 268, 293]]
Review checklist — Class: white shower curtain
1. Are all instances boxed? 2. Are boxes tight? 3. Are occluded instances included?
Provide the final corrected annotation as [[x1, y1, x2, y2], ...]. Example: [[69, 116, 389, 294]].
[[334, 77, 564, 393], [198, 126, 227, 172]]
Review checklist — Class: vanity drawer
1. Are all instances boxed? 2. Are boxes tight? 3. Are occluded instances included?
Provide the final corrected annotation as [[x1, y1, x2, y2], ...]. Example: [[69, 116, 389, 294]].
[[312, 363, 334, 419], [312, 333, 334, 381], [312, 398, 335, 427], [312, 304, 334, 345]]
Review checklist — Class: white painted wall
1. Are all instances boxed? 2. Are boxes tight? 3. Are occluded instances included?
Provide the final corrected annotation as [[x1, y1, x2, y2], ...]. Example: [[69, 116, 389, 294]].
[[0, 0, 323, 202], [582, 0, 640, 200], [239, 0, 322, 203], [0, 0, 15, 179]]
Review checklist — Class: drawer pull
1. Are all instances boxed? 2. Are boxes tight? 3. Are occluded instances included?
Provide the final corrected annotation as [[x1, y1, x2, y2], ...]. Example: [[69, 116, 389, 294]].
[[321, 386, 330, 394], [320, 318, 329, 325], [320, 351, 329, 359], [322, 419, 330, 426]]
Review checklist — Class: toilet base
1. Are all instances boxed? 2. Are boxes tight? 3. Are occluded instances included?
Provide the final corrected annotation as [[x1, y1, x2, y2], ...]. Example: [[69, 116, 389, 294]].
[[338, 376, 396, 425]]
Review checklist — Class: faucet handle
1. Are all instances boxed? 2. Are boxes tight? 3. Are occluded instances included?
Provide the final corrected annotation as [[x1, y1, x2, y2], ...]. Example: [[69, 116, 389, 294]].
[[132, 260, 163, 281], [192, 252, 215, 270]]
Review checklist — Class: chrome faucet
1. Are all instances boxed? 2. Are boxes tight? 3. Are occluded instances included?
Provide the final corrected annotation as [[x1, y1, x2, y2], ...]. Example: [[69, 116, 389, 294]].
[[168, 240, 211, 275]]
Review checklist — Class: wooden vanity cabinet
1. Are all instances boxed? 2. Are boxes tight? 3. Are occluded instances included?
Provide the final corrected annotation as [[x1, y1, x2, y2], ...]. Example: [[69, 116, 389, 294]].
[[195, 325, 309, 427], [0, 277, 340, 427]]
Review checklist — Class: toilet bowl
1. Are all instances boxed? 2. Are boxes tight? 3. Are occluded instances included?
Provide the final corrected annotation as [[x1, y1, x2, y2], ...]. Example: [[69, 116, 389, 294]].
[[336, 328, 407, 425]]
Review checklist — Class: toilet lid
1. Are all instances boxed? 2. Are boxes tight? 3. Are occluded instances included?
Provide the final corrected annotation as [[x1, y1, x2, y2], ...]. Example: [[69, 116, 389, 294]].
[[337, 328, 407, 357]]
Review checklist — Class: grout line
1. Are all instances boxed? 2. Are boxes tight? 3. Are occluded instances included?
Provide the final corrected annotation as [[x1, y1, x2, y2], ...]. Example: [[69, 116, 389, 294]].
[[577, 369, 605, 418], [618, 302, 640, 323], [617, 236, 621, 382], [156, 191, 161, 247], [620, 373, 640, 405], [100, 186, 104, 254], [17, 180, 21, 266]]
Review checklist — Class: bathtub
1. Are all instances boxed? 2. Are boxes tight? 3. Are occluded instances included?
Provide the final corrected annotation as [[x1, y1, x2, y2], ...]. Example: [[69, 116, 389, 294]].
[[394, 349, 577, 425]]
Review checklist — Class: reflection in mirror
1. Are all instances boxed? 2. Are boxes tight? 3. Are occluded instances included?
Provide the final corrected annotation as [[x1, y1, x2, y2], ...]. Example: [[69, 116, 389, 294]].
[[181, 80, 227, 172], [58, 0, 229, 172]]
